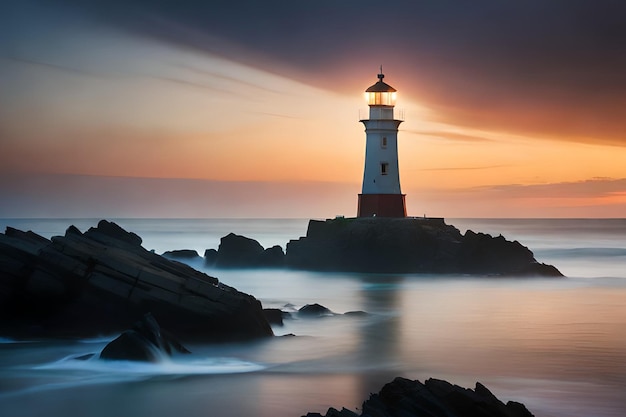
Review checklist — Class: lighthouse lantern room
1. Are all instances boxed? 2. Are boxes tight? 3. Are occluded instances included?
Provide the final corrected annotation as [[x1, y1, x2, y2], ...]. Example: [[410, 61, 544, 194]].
[[357, 69, 407, 218]]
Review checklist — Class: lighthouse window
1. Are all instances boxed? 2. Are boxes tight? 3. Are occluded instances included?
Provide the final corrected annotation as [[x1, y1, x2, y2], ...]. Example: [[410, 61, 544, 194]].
[[381, 137, 387, 148], [381, 162, 388, 175]]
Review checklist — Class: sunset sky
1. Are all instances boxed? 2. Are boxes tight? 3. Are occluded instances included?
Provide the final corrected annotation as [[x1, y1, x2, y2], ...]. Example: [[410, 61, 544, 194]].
[[1, 0, 626, 218]]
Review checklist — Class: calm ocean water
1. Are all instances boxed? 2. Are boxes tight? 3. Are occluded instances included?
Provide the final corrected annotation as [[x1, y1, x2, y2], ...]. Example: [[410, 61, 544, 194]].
[[1, 218, 625, 417]]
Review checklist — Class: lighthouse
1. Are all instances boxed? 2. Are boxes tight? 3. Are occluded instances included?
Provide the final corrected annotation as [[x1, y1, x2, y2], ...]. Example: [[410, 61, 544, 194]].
[[357, 69, 407, 218]]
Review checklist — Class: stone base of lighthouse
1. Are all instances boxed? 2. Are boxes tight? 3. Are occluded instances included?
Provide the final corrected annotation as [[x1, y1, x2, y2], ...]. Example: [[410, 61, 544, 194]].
[[357, 194, 407, 218]]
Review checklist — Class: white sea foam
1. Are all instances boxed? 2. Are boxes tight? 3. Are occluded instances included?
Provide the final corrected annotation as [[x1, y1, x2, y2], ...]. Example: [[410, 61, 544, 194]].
[[34, 354, 266, 376]]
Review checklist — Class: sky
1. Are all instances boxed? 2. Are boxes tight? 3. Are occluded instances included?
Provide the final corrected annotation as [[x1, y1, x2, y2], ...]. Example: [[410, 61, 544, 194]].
[[1, 0, 626, 218]]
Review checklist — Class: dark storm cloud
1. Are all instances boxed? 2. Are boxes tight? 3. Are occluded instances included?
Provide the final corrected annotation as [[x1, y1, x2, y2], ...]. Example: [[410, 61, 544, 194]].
[[23, 0, 626, 143], [52, 0, 626, 75]]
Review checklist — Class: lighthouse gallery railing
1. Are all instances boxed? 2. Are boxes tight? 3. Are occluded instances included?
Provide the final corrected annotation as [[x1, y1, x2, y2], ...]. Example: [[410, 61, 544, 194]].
[[358, 108, 405, 121]]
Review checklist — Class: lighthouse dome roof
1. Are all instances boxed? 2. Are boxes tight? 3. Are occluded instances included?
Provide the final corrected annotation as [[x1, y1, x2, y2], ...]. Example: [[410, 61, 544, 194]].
[[366, 80, 396, 93], [365, 72, 396, 93]]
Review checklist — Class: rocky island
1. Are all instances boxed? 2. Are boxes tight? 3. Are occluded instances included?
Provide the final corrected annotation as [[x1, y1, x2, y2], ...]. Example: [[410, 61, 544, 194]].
[[207, 217, 563, 277]]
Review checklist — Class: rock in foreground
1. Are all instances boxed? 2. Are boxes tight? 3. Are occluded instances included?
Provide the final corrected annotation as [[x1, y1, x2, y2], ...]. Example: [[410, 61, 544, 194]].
[[286, 218, 562, 276], [0, 220, 273, 341], [304, 377, 534, 417], [100, 313, 190, 362]]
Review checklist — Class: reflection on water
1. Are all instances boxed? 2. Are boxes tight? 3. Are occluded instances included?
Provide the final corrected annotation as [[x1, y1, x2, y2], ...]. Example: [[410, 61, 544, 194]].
[[2, 273, 625, 416]]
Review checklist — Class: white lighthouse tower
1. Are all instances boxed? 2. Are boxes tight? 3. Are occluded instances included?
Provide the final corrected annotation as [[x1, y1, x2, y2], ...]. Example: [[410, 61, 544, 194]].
[[357, 69, 407, 217]]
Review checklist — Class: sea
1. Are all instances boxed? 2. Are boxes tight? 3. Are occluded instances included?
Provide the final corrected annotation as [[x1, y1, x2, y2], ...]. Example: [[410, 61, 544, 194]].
[[0, 218, 625, 417]]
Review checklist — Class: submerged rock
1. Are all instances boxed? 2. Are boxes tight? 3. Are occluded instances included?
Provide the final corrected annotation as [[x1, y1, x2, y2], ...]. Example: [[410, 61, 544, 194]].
[[343, 310, 368, 317], [286, 217, 562, 276], [162, 249, 201, 260], [298, 303, 334, 317], [100, 313, 190, 362], [304, 376, 535, 417], [0, 220, 273, 341]]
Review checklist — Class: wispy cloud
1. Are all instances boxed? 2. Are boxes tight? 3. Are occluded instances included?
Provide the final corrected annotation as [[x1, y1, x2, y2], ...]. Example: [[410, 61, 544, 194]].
[[482, 178, 626, 199], [149, 75, 235, 95], [405, 130, 493, 143], [6, 55, 99, 77], [178, 64, 284, 95], [408, 177, 626, 217], [415, 165, 510, 172]]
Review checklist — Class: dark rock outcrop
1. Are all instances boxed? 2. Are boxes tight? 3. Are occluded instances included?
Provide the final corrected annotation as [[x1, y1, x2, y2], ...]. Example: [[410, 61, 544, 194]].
[[100, 313, 190, 362], [214, 233, 285, 268], [0, 220, 273, 341], [298, 303, 334, 317], [258, 245, 286, 267], [263, 308, 291, 326], [204, 248, 218, 266], [304, 377, 534, 417], [286, 218, 562, 276], [216, 233, 264, 267]]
